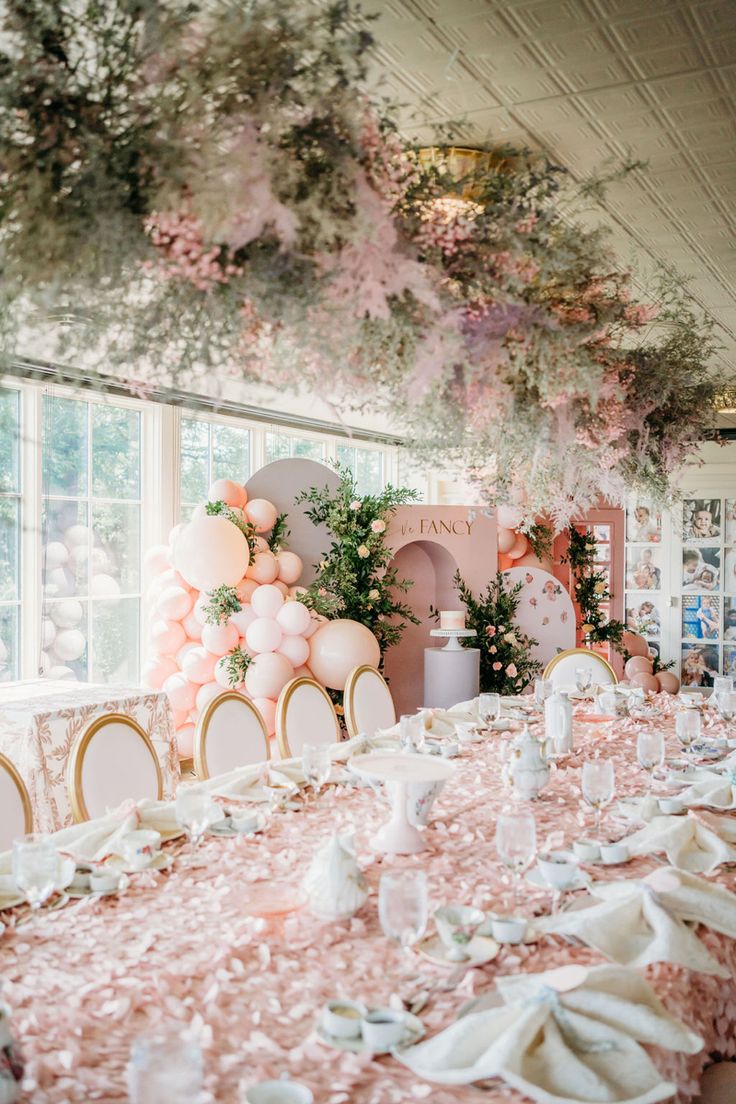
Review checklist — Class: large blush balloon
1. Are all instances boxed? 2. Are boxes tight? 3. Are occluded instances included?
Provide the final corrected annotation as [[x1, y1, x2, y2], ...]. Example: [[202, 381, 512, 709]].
[[252, 697, 277, 737], [151, 619, 187, 656], [276, 551, 303, 585], [497, 504, 523, 530], [276, 600, 311, 636], [144, 544, 171, 577], [201, 621, 239, 654], [163, 673, 198, 713], [246, 551, 279, 585], [208, 479, 247, 508], [497, 553, 514, 571], [497, 527, 516, 554], [45, 541, 69, 569], [508, 533, 528, 560], [142, 655, 179, 690], [621, 631, 649, 658], [245, 498, 278, 534], [656, 671, 680, 694], [230, 607, 256, 636], [53, 628, 86, 662], [624, 655, 653, 679], [182, 646, 218, 685], [630, 671, 659, 694], [245, 653, 294, 700], [514, 552, 555, 572], [182, 611, 203, 641], [308, 619, 381, 691], [251, 584, 284, 619], [278, 634, 310, 668], [50, 598, 84, 629], [176, 724, 196, 760], [196, 681, 223, 712], [157, 585, 194, 622], [174, 515, 250, 592], [245, 617, 283, 654]]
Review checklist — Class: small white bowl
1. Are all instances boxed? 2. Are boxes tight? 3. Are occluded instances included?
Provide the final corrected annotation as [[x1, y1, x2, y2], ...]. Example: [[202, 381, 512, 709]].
[[599, 841, 629, 865], [456, 722, 483, 744], [69, 866, 92, 892], [658, 797, 684, 815], [231, 810, 261, 833], [537, 850, 580, 890], [441, 741, 460, 758], [361, 1009, 406, 1050], [89, 870, 121, 893], [245, 1080, 313, 1104], [321, 999, 366, 1040], [490, 915, 526, 944], [573, 839, 601, 863]]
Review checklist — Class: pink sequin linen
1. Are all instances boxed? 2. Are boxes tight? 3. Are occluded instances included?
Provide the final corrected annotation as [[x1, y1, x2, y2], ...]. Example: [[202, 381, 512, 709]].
[[3, 694, 735, 1102]]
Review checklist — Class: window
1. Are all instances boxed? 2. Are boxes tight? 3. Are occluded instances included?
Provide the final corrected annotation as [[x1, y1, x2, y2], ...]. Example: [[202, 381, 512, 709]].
[[264, 430, 325, 464], [41, 395, 142, 683], [180, 416, 251, 518], [0, 387, 21, 681], [336, 443, 384, 495]]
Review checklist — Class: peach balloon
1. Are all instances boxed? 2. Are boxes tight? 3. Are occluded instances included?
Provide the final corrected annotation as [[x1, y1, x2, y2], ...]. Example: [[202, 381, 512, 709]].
[[630, 672, 660, 693], [151, 619, 187, 656], [214, 655, 239, 689], [158, 568, 190, 591], [142, 655, 178, 690], [497, 528, 516, 554], [176, 641, 199, 667], [236, 578, 259, 603], [230, 607, 256, 636], [245, 617, 283, 654], [192, 594, 211, 625], [308, 619, 381, 691], [656, 671, 681, 694], [208, 478, 247, 508], [246, 551, 279, 584], [277, 634, 310, 668], [182, 611, 203, 641], [498, 553, 514, 571], [157, 585, 194, 622], [245, 498, 278, 533], [514, 552, 555, 572], [288, 586, 308, 599], [201, 621, 239, 654], [624, 655, 653, 679], [182, 646, 218, 685], [276, 551, 303, 585], [168, 523, 184, 546], [252, 536, 269, 553], [175, 515, 250, 592], [245, 652, 294, 699], [621, 631, 649, 658], [276, 600, 312, 636], [497, 504, 523, 530], [508, 533, 529, 560], [176, 724, 196, 759], [163, 673, 198, 712], [251, 584, 284, 619], [144, 544, 170, 577], [293, 665, 312, 679], [273, 580, 289, 597], [252, 697, 277, 737], [196, 681, 223, 712], [171, 708, 189, 728]]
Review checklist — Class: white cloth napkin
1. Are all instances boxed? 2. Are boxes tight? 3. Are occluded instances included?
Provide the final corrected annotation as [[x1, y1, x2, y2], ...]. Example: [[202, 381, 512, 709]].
[[397, 963, 702, 1103], [676, 769, 736, 810], [625, 810, 736, 873], [536, 869, 736, 977]]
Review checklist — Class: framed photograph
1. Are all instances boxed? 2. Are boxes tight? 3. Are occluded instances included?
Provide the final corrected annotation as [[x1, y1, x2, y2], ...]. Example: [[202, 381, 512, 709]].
[[682, 498, 721, 542], [681, 595, 720, 641], [724, 547, 736, 595], [724, 598, 736, 641], [725, 500, 736, 545], [681, 643, 720, 687], [626, 597, 660, 639], [626, 546, 661, 591], [626, 500, 661, 543], [682, 546, 721, 592], [724, 646, 736, 678]]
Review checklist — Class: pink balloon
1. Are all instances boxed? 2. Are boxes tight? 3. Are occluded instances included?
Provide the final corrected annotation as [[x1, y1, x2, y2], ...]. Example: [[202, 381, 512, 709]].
[[142, 655, 178, 690], [508, 533, 528, 560], [182, 611, 203, 641], [288, 585, 308, 599], [497, 527, 516, 554], [208, 479, 247, 508], [182, 646, 218, 685], [251, 583, 284, 619], [273, 580, 289, 596], [252, 536, 269, 553], [190, 504, 207, 521], [196, 681, 222, 712], [657, 671, 681, 694], [174, 515, 250, 592], [624, 655, 653, 679], [246, 551, 279, 584], [168, 523, 183, 547], [171, 708, 189, 728], [192, 594, 210, 625], [293, 665, 312, 679], [308, 619, 381, 691], [163, 673, 198, 712], [144, 544, 171, 577], [151, 619, 186, 656], [214, 655, 239, 689], [622, 631, 649, 658], [245, 653, 294, 699], [278, 634, 310, 668], [157, 585, 194, 622], [630, 672, 660, 694], [302, 612, 326, 640], [236, 577, 259, 603], [276, 600, 311, 636], [246, 617, 283, 654], [245, 498, 278, 533], [176, 724, 196, 760], [176, 641, 199, 667], [497, 504, 523, 530], [230, 606, 256, 636], [252, 697, 277, 737], [158, 568, 190, 591], [276, 551, 303, 585], [201, 621, 239, 654]]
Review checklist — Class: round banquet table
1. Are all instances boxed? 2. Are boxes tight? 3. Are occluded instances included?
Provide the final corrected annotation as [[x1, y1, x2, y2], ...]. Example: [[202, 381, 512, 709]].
[[2, 693, 736, 1103]]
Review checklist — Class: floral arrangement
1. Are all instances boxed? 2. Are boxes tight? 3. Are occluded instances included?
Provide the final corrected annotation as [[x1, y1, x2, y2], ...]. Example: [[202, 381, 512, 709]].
[[562, 527, 625, 651], [0, 1, 728, 523], [296, 466, 419, 657], [433, 571, 541, 694], [201, 585, 241, 627]]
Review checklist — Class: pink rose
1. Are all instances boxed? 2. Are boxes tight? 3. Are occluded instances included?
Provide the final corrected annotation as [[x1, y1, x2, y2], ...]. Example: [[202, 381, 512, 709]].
[[506, 663, 517, 677], [492, 661, 502, 671], [349, 501, 361, 511], [489, 645, 497, 654], [498, 625, 505, 632], [486, 625, 496, 637], [370, 519, 386, 533]]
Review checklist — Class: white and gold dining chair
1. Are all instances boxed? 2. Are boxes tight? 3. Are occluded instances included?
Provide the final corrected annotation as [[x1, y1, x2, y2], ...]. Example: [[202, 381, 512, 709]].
[[0, 753, 33, 851], [543, 647, 617, 689], [275, 677, 341, 759], [343, 664, 396, 738], [193, 691, 270, 779], [67, 713, 163, 823]]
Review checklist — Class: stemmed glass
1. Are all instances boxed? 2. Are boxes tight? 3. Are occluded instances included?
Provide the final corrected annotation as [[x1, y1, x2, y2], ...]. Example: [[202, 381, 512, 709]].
[[128, 1026, 202, 1104], [713, 676, 733, 698], [12, 834, 59, 919], [582, 760, 615, 839], [534, 679, 553, 710], [575, 667, 592, 695], [715, 691, 736, 723], [478, 693, 501, 729], [399, 714, 424, 752], [636, 729, 665, 794], [495, 811, 537, 911], [378, 869, 428, 976], [675, 709, 701, 753], [301, 743, 331, 799], [175, 782, 214, 862]]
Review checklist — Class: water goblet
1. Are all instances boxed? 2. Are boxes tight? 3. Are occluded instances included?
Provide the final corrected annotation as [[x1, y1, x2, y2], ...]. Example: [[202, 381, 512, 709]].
[[575, 667, 592, 695], [534, 678, 553, 710], [636, 729, 665, 794], [399, 713, 424, 752], [127, 1026, 202, 1104], [12, 834, 59, 918], [713, 676, 733, 698], [495, 810, 536, 911], [378, 869, 428, 977], [478, 693, 501, 728], [582, 759, 615, 839], [301, 743, 331, 798], [716, 690, 736, 723], [675, 709, 701, 753], [175, 782, 213, 861]]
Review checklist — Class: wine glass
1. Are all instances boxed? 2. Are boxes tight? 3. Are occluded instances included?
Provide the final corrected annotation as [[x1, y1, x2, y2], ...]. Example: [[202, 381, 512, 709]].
[[378, 869, 428, 976], [716, 690, 736, 723], [128, 1026, 202, 1104], [399, 713, 424, 752], [12, 834, 59, 917], [636, 729, 665, 793], [582, 759, 615, 839], [575, 667, 592, 694], [534, 679, 553, 710], [713, 676, 733, 698], [675, 709, 701, 753], [495, 810, 537, 911], [478, 693, 501, 728], [301, 743, 331, 797], [175, 782, 213, 859]]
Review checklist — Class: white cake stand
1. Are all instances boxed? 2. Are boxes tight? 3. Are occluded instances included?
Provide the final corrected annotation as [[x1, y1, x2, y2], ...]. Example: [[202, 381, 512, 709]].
[[349, 753, 455, 855], [430, 628, 477, 652]]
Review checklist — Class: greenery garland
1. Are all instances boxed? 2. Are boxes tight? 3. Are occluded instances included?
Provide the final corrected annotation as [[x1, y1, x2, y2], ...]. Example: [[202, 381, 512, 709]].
[[562, 526, 625, 652]]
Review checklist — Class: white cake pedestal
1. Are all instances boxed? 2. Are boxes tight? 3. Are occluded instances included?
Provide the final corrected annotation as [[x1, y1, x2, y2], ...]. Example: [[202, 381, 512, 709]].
[[348, 753, 455, 854], [424, 630, 479, 709]]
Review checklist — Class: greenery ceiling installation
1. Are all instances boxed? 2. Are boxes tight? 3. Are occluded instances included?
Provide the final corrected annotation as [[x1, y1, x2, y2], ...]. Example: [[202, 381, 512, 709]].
[[0, 0, 728, 525]]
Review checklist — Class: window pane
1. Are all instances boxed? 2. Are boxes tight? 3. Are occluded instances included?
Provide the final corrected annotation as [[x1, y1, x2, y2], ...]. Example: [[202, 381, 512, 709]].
[[212, 424, 250, 484], [0, 605, 18, 682], [336, 444, 355, 469], [43, 500, 89, 598], [180, 418, 209, 506], [0, 498, 19, 601], [92, 503, 141, 594], [264, 432, 291, 463], [0, 388, 20, 493], [91, 597, 139, 683], [42, 395, 88, 497], [44, 600, 88, 679], [292, 438, 324, 461], [92, 405, 140, 500], [355, 448, 383, 494]]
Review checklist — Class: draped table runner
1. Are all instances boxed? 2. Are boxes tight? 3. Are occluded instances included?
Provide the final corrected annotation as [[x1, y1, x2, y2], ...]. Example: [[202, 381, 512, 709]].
[[0, 680, 179, 833], [2, 694, 736, 1102]]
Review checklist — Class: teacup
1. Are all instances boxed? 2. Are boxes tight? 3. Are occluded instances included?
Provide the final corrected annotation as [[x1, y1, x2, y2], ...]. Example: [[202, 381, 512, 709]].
[[89, 869, 121, 894], [231, 809, 261, 834], [537, 850, 580, 890], [440, 741, 460, 758], [599, 841, 629, 865], [70, 863, 93, 891], [321, 999, 366, 1040], [490, 915, 526, 944], [572, 838, 601, 863], [245, 1079, 313, 1104], [434, 904, 485, 960], [658, 796, 684, 815], [119, 829, 161, 871], [361, 1009, 406, 1050], [456, 722, 483, 744]]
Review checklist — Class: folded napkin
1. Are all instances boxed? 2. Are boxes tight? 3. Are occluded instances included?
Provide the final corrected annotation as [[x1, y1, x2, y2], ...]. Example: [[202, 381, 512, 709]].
[[397, 963, 702, 1103], [537, 868, 736, 977], [625, 809, 736, 873], [676, 769, 736, 810]]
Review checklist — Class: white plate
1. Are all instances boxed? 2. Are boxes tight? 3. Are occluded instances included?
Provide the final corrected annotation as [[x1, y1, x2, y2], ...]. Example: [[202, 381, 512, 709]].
[[526, 866, 589, 892], [416, 933, 499, 967], [315, 1011, 424, 1055], [106, 851, 171, 875], [67, 873, 130, 899], [209, 812, 268, 838]]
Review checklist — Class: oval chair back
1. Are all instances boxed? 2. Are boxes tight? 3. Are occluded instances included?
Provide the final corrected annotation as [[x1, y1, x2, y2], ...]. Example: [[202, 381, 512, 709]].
[[543, 648, 617, 690], [343, 665, 396, 737], [194, 691, 270, 779], [0, 753, 32, 851], [275, 677, 341, 759], [68, 713, 163, 823]]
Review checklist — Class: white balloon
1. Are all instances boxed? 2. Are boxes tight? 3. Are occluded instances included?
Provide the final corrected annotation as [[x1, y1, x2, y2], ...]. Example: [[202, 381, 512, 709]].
[[90, 547, 109, 572], [45, 541, 69, 569], [49, 599, 84, 629], [90, 573, 120, 598], [67, 544, 90, 572], [64, 524, 89, 547], [46, 567, 74, 598], [174, 516, 250, 593], [52, 628, 86, 661], [41, 618, 56, 649], [47, 665, 76, 681]]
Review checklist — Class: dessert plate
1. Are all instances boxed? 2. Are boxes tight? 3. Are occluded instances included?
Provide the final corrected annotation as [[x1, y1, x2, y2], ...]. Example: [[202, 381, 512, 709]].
[[416, 933, 499, 967]]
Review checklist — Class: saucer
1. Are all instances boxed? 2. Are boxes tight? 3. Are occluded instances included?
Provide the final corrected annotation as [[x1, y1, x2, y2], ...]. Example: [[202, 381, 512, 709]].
[[526, 866, 589, 892], [315, 1011, 424, 1055], [416, 933, 499, 967], [209, 812, 268, 837], [67, 873, 129, 898], [106, 851, 171, 875]]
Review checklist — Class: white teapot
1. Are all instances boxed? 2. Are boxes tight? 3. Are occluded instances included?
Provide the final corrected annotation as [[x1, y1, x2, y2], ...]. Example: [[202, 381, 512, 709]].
[[506, 725, 550, 800]]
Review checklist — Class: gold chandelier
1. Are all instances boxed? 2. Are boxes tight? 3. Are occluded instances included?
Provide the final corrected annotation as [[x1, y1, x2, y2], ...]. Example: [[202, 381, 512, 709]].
[[415, 146, 514, 219]]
